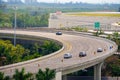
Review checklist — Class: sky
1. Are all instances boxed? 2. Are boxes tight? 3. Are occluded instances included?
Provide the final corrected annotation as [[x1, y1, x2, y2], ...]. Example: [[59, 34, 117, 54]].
[[37, 0, 120, 4], [3, 0, 120, 4]]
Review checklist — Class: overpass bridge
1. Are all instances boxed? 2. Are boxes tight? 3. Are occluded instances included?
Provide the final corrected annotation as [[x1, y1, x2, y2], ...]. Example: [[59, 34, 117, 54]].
[[0, 29, 117, 80]]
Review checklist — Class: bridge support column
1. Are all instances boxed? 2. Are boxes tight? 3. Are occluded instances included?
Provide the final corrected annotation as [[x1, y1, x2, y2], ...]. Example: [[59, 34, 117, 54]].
[[55, 71, 62, 80], [94, 62, 103, 80]]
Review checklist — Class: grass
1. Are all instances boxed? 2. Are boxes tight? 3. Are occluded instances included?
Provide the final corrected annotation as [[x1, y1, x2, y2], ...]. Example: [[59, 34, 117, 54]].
[[60, 26, 88, 32], [67, 12, 120, 17]]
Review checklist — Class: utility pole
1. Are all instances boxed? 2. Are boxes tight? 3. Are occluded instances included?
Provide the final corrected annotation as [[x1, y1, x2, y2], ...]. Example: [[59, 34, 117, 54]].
[[14, 6, 17, 46]]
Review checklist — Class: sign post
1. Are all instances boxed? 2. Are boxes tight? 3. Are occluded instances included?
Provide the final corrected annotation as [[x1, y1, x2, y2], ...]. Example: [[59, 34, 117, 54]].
[[94, 22, 100, 30]]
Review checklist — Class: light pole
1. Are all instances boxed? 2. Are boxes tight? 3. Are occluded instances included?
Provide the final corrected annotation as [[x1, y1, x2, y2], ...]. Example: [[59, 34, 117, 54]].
[[14, 6, 17, 46]]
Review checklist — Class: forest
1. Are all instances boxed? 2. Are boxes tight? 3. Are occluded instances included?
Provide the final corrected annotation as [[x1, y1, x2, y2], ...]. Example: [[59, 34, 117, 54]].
[[0, 38, 61, 66], [0, 11, 49, 28]]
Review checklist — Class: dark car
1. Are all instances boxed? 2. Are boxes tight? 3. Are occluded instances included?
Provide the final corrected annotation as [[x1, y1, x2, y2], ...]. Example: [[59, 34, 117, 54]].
[[64, 53, 72, 59], [79, 51, 87, 57], [56, 31, 62, 35], [97, 48, 103, 52], [109, 45, 113, 50]]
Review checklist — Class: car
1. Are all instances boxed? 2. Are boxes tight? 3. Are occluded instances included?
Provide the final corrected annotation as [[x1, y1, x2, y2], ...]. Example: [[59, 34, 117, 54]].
[[64, 53, 72, 59], [56, 31, 62, 35], [79, 51, 87, 57], [97, 48, 103, 52], [109, 45, 113, 50]]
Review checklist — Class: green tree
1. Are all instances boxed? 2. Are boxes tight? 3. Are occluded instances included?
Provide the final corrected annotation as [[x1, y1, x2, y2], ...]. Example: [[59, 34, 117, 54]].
[[0, 72, 10, 80], [39, 13, 49, 26], [0, 40, 27, 65], [41, 40, 61, 55], [13, 68, 33, 80], [107, 34, 112, 40], [110, 64, 120, 76], [113, 32, 119, 39], [0, 40, 9, 66], [112, 32, 120, 47], [36, 68, 55, 80], [0, 12, 12, 28]]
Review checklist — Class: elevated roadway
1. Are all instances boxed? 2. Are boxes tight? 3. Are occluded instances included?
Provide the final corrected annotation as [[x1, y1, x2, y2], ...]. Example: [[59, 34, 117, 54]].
[[0, 30, 117, 80]]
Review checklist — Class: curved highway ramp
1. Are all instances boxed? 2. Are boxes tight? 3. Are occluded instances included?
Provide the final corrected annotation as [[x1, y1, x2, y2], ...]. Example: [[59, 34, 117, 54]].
[[0, 30, 117, 80]]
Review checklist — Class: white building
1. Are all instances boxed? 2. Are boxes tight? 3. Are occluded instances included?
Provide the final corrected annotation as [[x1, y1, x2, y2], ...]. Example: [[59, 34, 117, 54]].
[[24, 0, 38, 4]]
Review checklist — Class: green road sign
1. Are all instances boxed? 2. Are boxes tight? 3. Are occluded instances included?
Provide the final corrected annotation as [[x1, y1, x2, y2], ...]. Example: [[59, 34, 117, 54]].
[[94, 22, 100, 29]]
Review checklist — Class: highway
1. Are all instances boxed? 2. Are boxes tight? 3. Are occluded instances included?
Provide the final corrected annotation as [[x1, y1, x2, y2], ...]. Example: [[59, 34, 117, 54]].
[[0, 30, 117, 79]]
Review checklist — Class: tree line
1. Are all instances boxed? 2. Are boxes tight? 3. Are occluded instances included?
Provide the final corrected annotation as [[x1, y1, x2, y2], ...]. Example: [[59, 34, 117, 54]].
[[0, 11, 49, 28], [0, 39, 61, 66], [0, 68, 55, 80]]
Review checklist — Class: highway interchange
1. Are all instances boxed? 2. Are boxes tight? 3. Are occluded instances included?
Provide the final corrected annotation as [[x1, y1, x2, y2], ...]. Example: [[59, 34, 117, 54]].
[[0, 29, 117, 78]]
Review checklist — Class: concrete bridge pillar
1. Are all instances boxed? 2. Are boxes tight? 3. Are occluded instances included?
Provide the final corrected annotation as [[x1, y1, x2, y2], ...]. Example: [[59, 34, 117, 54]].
[[55, 71, 67, 80], [55, 71, 62, 80], [94, 62, 103, 80]]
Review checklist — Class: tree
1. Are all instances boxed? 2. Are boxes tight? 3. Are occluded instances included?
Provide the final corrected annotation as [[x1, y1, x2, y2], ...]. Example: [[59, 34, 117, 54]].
[[112, 32, 120, 46], [41, 40, 61, 55], [110, 64, 120, 76], [0, 12, 12, 28], [0, 39, 30, 65], [0, 72, 10, 80], [13, 68, 33, 80], [113, 32, 119, 39], [36, 68, 55, 80], [39, 13, 49, 26]]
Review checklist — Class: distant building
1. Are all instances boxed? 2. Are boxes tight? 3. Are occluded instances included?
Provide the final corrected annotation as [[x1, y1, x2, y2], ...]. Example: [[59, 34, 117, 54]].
[[7, 0, 22, 4], [24, 0, 38, 4]]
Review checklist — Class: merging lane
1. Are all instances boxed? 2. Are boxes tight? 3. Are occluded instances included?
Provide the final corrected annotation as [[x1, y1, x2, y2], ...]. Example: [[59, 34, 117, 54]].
[[0, 30, 117, 76]]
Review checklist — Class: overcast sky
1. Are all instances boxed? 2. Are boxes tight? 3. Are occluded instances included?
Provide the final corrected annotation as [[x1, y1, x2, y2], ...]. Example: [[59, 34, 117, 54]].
[[37, 0, 120, 4], [4, 0, 120, 4]]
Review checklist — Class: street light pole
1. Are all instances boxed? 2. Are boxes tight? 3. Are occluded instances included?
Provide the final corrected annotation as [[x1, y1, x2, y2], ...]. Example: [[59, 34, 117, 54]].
[[14, 6, 17, 46]]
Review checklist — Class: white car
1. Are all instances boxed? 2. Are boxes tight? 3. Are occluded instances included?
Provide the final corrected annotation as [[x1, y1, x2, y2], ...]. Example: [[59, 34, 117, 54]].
[[97, 48, 103, 52], [64, 53, 72, 59]]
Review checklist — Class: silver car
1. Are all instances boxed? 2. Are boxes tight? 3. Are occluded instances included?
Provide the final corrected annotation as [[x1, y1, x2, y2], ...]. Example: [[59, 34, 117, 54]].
[[97, 48, 103, 52], [79, 51, 87, 57], [64, 53, 72, 59]]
